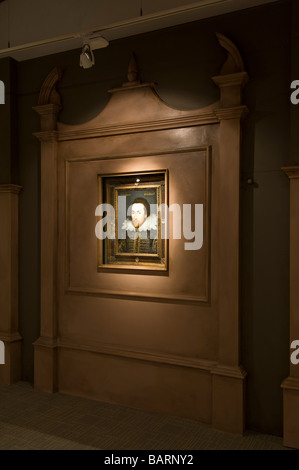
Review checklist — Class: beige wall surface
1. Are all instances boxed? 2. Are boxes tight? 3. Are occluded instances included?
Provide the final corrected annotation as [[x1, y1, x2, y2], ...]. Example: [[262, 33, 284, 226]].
[[33, 28, 248, 431]]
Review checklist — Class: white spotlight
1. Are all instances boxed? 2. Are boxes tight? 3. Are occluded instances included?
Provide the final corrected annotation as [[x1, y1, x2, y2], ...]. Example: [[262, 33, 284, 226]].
[[79, 36, 109, 69], [80, 44, 95, 69]]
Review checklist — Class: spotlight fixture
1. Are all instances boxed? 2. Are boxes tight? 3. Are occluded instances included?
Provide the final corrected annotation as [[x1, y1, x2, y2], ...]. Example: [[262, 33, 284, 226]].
[[79, 36, 109, 69], [80, 44, 95, 69]]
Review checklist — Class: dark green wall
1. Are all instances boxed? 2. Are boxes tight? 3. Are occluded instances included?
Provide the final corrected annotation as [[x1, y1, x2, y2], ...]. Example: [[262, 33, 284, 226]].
[[7, 0, 291, 435]]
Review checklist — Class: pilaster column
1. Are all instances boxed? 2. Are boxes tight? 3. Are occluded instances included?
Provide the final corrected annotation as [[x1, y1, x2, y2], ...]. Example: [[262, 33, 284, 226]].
[[0, 185, 22, 384], [0, 57, 22, 384], [211, 33, 249, 434], [32, 67, 62, 392]]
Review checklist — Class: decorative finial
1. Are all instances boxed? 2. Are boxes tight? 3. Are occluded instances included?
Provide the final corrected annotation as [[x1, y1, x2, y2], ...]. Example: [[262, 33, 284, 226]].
[[38, 67, 63, 106], [127, 55, 139, 83], [216, 33, 245, 75]]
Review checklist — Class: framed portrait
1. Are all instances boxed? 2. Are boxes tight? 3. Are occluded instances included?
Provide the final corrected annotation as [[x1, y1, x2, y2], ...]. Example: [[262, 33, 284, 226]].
[[97, 170, 168, 271]]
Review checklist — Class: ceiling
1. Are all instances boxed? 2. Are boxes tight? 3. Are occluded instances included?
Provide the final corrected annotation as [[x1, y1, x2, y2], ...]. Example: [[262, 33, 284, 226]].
[[0, 0, 279, 61]]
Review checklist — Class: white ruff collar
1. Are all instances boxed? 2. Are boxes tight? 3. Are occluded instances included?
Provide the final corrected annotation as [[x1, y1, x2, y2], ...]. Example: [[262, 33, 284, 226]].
[[122, 214, 158, 232]]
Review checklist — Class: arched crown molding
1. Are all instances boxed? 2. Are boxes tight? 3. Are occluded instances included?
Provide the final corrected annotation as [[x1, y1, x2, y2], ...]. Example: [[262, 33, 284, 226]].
[[34, 34, 249, 138]]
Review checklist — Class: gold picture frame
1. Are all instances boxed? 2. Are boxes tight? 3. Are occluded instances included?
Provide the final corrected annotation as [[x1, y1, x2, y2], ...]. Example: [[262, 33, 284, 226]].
[[97, 170, 168, 271]]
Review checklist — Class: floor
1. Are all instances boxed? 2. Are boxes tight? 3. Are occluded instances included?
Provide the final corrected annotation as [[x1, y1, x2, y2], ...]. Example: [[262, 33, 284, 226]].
[[0, 382, 293, 450]]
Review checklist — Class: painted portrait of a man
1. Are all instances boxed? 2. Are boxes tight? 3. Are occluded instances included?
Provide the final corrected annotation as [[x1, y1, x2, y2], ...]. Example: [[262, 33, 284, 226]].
[[100, 171, 166, 269], [118, 197, 158, 254]]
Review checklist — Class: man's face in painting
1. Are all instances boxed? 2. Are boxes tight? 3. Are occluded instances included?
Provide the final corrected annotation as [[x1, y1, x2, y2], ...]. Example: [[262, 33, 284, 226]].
[[131, 203, 147, 228]]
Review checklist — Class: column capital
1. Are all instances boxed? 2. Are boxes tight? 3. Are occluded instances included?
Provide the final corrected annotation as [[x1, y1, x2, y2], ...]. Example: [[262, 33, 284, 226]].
[[282, 165, 299, 179], [0, 184, 22, 194]]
